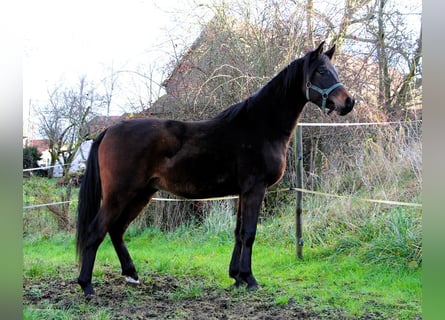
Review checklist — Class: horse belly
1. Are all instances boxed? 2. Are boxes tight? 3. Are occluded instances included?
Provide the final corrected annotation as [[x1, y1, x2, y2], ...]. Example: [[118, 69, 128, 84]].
[[155, 157, 238, 199]]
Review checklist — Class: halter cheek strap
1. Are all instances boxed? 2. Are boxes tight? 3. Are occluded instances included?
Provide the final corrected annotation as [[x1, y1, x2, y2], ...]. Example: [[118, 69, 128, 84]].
[[306, 82, 343, 114]]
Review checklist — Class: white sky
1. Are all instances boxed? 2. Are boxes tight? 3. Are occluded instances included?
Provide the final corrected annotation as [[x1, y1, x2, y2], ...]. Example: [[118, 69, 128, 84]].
[[23, 0, 184, 90], [23, 0, 208, 135]]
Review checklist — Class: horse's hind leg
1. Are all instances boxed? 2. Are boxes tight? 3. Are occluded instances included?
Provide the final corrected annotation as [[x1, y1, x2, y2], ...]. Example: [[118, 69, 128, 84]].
[[78, 195, 137, 296], [108, 190, 155, 285], [109, 224, 139, 284]]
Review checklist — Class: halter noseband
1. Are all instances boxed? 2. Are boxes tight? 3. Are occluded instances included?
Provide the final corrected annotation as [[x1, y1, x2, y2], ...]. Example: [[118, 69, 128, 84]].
[[306, 81, 343, 114]]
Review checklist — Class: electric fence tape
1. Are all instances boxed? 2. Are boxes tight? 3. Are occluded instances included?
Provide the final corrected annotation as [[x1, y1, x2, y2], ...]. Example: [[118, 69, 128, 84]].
[[23, 186, 422, 210]]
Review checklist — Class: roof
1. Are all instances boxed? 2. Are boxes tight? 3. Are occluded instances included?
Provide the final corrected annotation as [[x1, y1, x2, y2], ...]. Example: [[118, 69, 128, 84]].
[[28, 139, 50, 153], [87, 115, 123, 136]]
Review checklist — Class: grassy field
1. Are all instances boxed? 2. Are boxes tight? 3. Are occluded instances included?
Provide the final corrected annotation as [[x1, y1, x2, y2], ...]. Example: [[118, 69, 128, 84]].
[[23, 195, 422, 319]]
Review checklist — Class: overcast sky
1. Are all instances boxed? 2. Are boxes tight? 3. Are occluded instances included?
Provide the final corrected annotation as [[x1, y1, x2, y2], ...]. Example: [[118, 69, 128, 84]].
[[23, 0, 184, 91]]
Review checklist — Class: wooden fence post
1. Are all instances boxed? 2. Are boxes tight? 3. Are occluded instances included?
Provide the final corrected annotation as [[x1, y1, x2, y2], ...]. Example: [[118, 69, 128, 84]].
[[295, 125, 304, 259]]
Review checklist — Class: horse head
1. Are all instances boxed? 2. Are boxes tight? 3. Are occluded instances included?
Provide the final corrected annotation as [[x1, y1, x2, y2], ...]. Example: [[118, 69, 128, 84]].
[[304, 42, 355, 116]]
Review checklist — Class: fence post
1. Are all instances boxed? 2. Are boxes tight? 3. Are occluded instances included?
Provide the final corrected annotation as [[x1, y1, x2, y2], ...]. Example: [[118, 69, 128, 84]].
[[295, 124, 304, 259]]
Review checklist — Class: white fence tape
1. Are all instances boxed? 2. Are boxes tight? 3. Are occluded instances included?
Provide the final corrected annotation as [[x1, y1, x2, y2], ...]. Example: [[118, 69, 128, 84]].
[[23, 163, 71, 172], [23, 200, 73, 210], [297, 120, 421, 127], [23, 186, 422, 210]]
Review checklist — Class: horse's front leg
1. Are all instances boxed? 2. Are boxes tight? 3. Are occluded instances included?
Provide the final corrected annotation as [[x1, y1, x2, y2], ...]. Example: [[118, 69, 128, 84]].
[[229, 185, 266, 289], [229, 201, 244, 287]]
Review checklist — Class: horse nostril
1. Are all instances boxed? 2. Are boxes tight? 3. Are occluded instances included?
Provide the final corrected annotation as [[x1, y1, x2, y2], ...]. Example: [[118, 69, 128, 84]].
[[345, 97, 354, 108]]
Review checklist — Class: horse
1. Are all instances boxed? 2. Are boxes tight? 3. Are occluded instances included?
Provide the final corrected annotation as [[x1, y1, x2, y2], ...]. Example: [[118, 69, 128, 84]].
[[76, 42, 355, 296]]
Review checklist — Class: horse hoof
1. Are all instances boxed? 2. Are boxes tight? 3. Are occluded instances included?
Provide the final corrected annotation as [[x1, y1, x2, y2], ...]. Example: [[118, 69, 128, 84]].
[[247, 283, 259, 290], [83, 286, 95, 298], [230, 276, 247, 289], [231, 282, 243, 289], [79, 277, 95, 297], [84, 292, 95, 300], [125, 276, 140, 285]]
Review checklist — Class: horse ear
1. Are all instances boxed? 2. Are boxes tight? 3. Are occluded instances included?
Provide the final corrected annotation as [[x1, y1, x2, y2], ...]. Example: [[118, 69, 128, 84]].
[[325, 44, 336, 60], [310, 41, 325, 61]]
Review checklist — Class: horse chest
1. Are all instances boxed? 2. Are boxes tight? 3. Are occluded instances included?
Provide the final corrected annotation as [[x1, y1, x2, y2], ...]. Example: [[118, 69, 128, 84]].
[[261, 142, 288, 186]]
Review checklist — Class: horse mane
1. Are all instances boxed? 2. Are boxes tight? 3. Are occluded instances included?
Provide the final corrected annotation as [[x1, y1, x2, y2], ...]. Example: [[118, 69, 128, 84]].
[[212, 55, 307, 122], [211, 99, 249, 122]]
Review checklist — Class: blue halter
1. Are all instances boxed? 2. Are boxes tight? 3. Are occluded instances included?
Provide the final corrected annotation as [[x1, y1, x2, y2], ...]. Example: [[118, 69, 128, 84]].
[[306, 81, 343, 114]]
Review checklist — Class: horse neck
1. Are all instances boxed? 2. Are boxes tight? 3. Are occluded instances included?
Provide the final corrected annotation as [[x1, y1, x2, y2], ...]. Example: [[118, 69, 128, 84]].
[[251, 58, 307, 138]]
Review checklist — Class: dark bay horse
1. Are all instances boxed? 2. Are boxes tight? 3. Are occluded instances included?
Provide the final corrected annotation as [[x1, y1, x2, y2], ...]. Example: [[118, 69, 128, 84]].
[[76, 42, 354, 296]]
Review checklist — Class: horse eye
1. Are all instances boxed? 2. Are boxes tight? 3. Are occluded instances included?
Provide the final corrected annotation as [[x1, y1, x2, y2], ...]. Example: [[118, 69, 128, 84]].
[[317, 69, 325, 75]]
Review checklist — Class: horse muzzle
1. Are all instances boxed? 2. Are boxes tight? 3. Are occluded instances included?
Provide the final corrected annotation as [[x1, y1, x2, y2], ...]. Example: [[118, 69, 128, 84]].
[[328, 88, 355, 116]]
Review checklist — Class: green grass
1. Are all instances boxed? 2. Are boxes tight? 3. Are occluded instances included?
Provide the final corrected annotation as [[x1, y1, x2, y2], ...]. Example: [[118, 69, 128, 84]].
[[23, 204, 422, 319]]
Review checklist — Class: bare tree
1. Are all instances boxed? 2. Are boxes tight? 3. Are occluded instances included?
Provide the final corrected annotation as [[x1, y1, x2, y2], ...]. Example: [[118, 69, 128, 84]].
[[315, 0, 421, 115], [101, 62, 119, 117], [32, 76, 104, 231], [117, 64, 166, 116], [376, 0, 391, 109], [306, 0, 315, 48], [37, 76, 104, 177], [394, 26, 422, 109]]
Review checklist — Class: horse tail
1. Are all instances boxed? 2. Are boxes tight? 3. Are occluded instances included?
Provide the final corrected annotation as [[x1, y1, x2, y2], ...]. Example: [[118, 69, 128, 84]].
[[76, 129, 107, 263]]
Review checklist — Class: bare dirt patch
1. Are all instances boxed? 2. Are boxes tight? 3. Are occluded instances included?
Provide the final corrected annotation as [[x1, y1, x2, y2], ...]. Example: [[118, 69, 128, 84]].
[[23, 270, 351, 319]]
